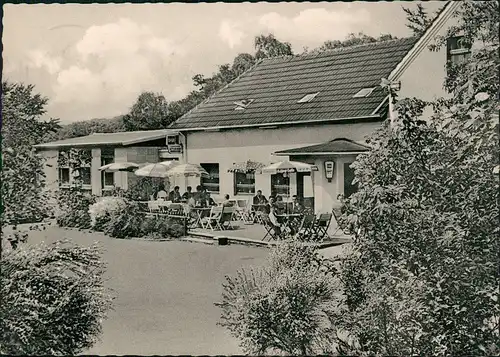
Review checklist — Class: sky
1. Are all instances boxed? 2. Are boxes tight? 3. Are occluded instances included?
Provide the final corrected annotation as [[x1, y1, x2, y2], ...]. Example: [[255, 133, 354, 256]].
[[2, 2, 443, 124]]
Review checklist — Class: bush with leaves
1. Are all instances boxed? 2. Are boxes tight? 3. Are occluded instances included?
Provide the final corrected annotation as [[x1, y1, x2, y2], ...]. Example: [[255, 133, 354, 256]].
[[56, 188, 96, 229], [103, 200, 146, 239], [216, 242, 338, 355], [139, 216, 186, 240], [334, 2, 499, 354], [0, 240, 113, 355], [124, 177, 168, 201], [88, 196, 127, 231]]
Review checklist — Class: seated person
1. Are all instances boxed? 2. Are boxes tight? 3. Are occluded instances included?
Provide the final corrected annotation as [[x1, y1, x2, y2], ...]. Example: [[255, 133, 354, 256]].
[[290, 195, 304, 213], [182, 186, 193, 201], [253, 190, 268, 205], [205, 191, 217, 206], [156, 184, 168, 200], [273, 195, 286, 215], [193, 185, 206, 207], [168, 186, 182, 203], [222, 194, 234, 207], [268, 206, 282, 237]]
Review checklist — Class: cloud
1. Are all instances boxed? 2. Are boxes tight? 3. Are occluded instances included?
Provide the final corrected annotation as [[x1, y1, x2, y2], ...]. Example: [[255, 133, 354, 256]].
[[218, 19, 246, 49], [49, 18, 187, 119], [258, 8, 371, 46], [27, 49, 62, 75]]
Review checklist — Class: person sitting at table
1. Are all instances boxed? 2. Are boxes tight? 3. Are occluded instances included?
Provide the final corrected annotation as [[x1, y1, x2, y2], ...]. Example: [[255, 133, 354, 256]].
[[274, 195, 286, 215], [168, 186, 182, 203], [193, 185, 205, 207], [253, 190, 268, 205], [222, 194, 234, 207], [206, 191, 217, 206], [291, 195, 304, 213], [156, 184, 167, 200], [182, 186, 193, 201], [268, 205, 282, 237]]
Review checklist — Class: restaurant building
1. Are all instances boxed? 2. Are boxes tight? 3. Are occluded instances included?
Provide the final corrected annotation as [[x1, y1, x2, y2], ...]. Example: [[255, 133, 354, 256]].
[[35, 1, 467, 213]]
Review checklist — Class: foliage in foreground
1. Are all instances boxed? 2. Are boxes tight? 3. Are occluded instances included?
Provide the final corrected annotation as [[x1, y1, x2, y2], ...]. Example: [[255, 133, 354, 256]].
[[0, 240, 114, 355], [56, 188, 96, 229], [216, 242, 338, 355]]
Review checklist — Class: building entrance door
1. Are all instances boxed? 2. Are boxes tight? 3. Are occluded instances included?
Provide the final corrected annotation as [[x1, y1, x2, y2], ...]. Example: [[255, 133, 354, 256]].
[[297, 172, 314, 210]]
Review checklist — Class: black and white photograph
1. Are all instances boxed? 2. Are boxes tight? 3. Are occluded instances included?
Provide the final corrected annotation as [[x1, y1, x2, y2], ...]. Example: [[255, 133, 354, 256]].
[[1, 0, 498, 355]]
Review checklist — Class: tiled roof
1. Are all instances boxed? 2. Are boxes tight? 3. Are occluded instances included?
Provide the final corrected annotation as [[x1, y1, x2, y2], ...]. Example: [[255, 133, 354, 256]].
[[35, 129, 177, 149], [274, 138, 371, 155], [169, 37, 417, 130]]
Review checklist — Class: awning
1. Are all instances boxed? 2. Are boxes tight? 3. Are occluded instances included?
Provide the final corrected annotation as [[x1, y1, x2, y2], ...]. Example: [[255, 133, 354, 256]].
[[274, 138, 371, 156]]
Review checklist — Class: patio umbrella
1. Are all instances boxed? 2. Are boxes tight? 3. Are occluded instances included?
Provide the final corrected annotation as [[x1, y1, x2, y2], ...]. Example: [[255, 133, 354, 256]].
[[260, 160, 318, 174], [99, 162, 140, 172], [165, 163, 209, 177], [134, 161, 180, 178], [228, 160, 266, 173]]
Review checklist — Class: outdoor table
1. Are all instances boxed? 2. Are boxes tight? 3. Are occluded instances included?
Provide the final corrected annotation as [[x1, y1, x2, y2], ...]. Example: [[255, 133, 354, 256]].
[[275, 213, 304, 234], [190, 207, 212, 229]]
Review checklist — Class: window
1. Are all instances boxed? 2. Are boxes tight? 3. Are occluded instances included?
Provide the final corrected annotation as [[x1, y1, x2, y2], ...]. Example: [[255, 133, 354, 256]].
[[234, 172, 255, 195], [200, 163, 220, 193], [234, 99, 254, 110], [344, 162, 358, 198], [58, 150, 70, 187], [271, 173, 290, 197], [59, 168, 70, 185], [101, 148, 115, 188], [447, 36, 471, 65], [297, 92, 319, 103], [353, 87, 376, 98], [80, 167, 91, 185]]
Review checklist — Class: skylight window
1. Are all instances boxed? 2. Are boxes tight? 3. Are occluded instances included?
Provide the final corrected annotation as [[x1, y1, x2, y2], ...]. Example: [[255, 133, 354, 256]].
[[353, 87, 376, 98], [297, 92, 320, 103], [234, 99, 254, 110]]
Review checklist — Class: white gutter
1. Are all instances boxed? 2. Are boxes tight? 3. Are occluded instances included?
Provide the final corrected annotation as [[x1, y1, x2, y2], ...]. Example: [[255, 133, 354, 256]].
[[170, 114, 382, 132], [273, 151, 368, 156]]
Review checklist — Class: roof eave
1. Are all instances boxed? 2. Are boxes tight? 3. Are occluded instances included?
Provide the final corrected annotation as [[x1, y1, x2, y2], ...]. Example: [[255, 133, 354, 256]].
[[171, 115, 382, 132], [274, 151, 368, 156]]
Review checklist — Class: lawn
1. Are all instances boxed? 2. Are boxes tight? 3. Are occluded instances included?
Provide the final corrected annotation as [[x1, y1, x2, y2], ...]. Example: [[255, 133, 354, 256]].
[[20, 225, 270, 355]]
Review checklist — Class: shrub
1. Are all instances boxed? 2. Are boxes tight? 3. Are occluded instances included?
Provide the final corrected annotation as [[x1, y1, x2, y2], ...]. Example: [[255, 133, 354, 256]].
[[103, 200, 145, 239], [88, 196, 127, 231], [139, 216, 186, 239], [216, 242, 338, 355], [56, 188, 96, 229], [124, 177, 168, 201], [0, 240, 114, 355]]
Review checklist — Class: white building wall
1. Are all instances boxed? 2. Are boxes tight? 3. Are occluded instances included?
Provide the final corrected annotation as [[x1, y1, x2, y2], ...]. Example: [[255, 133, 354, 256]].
[[184, 121, 381, 208]]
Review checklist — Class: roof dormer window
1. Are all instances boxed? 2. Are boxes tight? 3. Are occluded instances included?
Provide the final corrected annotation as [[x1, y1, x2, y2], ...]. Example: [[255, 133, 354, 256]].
[[353, 87, 376, 98], [234, 99, 254, 110], [297, 92, 319, 103]]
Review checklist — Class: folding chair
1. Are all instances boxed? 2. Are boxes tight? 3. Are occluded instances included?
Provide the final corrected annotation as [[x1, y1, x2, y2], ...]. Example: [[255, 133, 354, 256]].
[[261, 214, 282, 241], [311, 213, 333, 241], [235, 200, 253, 224], [295, 214, 316, 240], [331, 207, 347, 236], [201, 206, 223, 231], [219, 206, 235, 230], [147, 201, 161, 216]]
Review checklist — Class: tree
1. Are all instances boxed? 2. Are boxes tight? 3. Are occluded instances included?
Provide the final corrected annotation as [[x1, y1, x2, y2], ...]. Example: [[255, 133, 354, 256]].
[[49, 116, 126, 141], [315, 32, 397, 52], [217, 242, 338, 355], [122, 91, 172, 131], [1, 81, 60, 237], [335, 1, 499, 354], [254, 34, 293, 59], [0, 240, 114, 355], [231, 53, 256, 77], [403, 3, 443, 37]]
